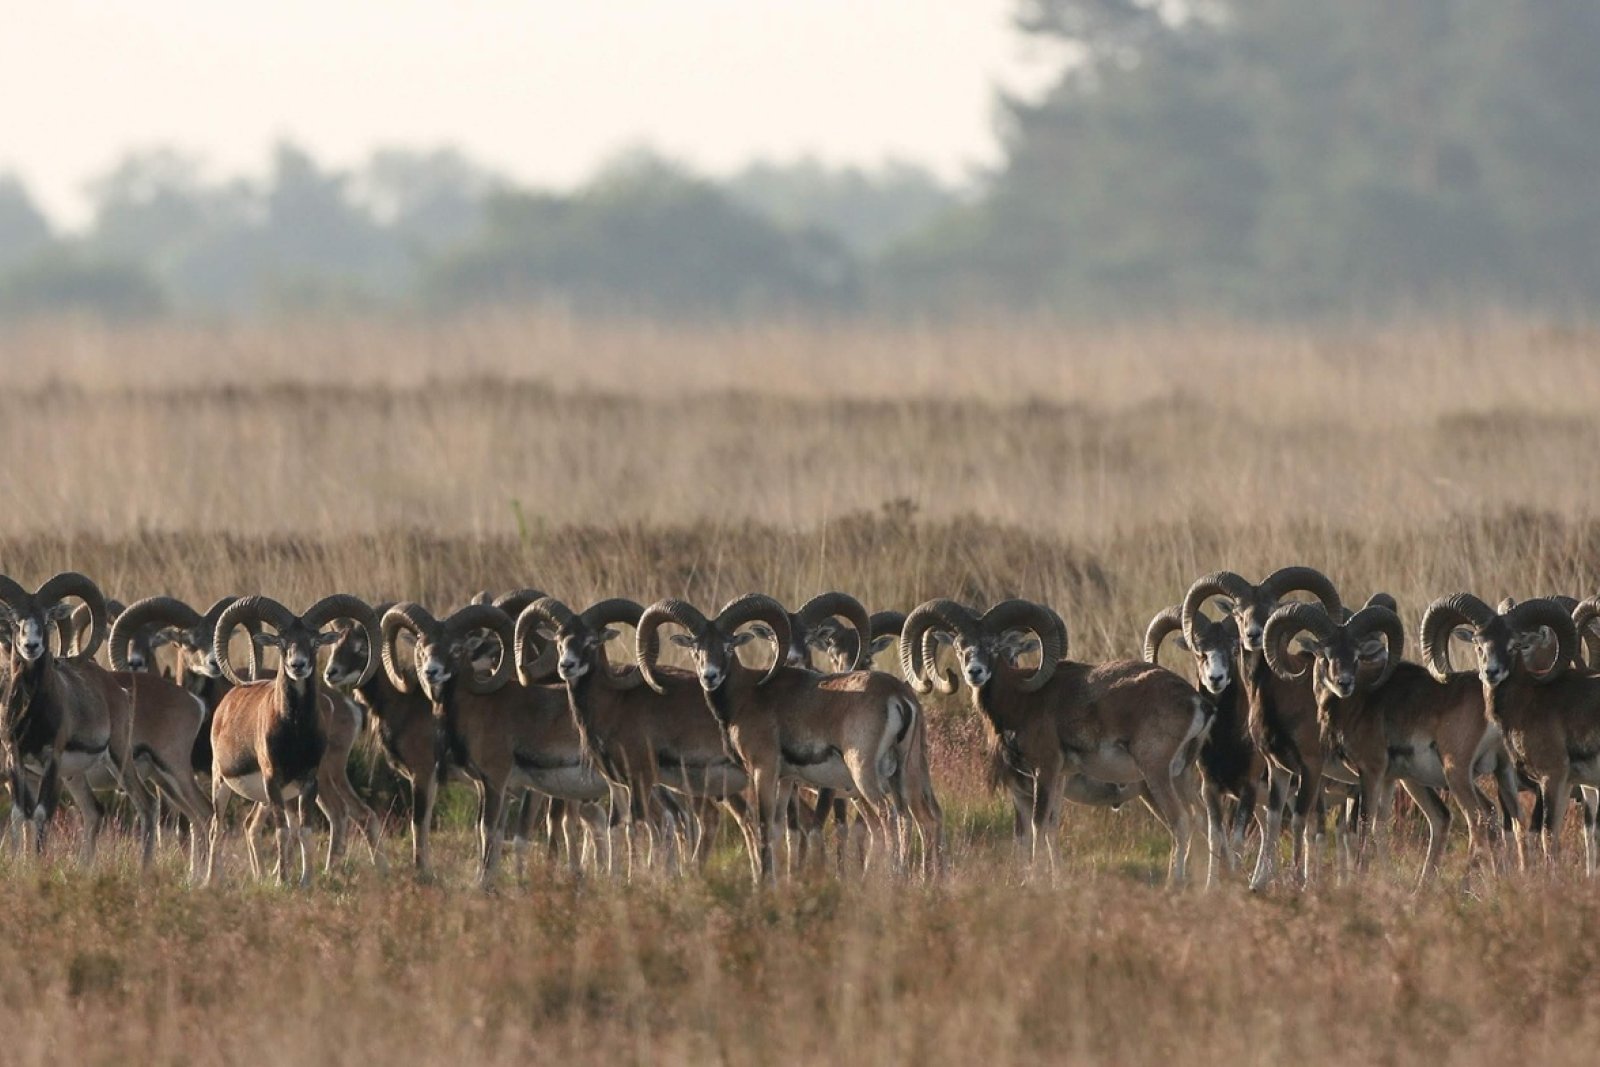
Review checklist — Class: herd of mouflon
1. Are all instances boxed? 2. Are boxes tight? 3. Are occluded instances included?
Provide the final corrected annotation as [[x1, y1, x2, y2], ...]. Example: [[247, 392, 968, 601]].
[[1, 568, 1596, 890]]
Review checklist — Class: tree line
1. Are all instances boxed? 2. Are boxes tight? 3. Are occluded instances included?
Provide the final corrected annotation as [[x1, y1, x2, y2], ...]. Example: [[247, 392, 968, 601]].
[[3, 0, 1597, 322]]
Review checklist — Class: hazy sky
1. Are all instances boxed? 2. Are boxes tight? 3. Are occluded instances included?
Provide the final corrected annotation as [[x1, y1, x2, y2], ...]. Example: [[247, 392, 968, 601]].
[[2, 1, 1054, 226]]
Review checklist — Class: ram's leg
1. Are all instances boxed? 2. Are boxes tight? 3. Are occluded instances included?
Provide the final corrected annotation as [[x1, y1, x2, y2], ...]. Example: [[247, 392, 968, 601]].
[[291, 784, 316, 888], [62, 774, 105, 867], [1400, 781, 1451, 888], [1581, 787, 1600, 878], [1230, 777, 1259, 872], [244, 804, 266, 880], [1292, 767, 1326, 889], [333, 769, 385, 872], [749, 766, 782, 885], [1444, 755, 1492, 882], [477, 782, 507, 889], [262, 780, 291, 887], [118, 762, 162, 871], [513, 790, 545, 879], [1356, 765, 1394, 875], [1139, 764, 1194, 888], [142, 753, 213, 882], [1489, 764, 1521, 877], [410, 768, 440, 875], [206, 774, 232, 886], [1249, 766, 1291, 891], [33, 757, 63, 859], [315, 782, 348, 872], [1540, 771, 1572, 872]]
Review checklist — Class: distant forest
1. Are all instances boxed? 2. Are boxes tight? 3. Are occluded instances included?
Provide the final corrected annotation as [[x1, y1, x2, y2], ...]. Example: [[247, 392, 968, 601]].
[[3, 0, 1598, 321]]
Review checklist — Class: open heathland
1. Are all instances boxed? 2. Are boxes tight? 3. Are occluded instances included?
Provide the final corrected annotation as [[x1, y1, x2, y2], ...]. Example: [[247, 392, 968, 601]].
[[1, 311, 1599, 1065]]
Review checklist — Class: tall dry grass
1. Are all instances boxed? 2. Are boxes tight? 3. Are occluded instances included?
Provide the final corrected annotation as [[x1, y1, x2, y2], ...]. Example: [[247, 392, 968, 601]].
[[2, 310, 1598, 538], [2, 311, 1600, 1064]]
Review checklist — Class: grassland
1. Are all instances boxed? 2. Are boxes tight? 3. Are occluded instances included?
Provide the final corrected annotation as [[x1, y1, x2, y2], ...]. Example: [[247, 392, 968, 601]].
[[2, 310, 1600, 1065]]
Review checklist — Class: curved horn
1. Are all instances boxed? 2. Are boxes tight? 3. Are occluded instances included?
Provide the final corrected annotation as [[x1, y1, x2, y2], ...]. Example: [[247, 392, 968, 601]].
[[636, 599, 711, 694], [1419, 593, 1496, 683], [62, 603, 92, 657], [1143, 605, 1185, 664], [381, 603, 440, 694], [493, 588, 548, 619], [579, 598, 647, 690], [900, 599, 978, 695], [110, 596, 202, 671], [795, 592, 872, 671], [213, 596, 296, 687], [1180, 572, 1255, 649], [442, 604, 516, 694], [1262, 602, 1337, 680], [1346, 603, 1406, 690], [870, 610, 907, 641], [1260, 566, 1344, 617], [980, 599, 1064, 692], [199, 595, 258, 680], [918, 628, 959, 694], [1507, 597, 1580, 685], [0, 574, 32, 620], [841, 609, 909, 670], [302, 594, 382, 687], [514, 596, 573, 687], [1571, 597, 1600, 671], [36, 572, 109, 660], [715, 594, 792, 686], [496, 589, 554, 682]]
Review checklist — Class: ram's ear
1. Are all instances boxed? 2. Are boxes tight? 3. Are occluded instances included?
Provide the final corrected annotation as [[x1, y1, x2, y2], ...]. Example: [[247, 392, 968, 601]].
[[45, 603, 76, 622], [868, 634, 897, 657], [807, 620, 840, 647], [315, 630, 343, 647], [1293, 636, 1321, 657], [1511, 627, 1555, 655], [1174, 636, 1191, 652], [252, 632, 283, 649], [1453, 627, 1475, 644], [998, 632, 1041, 660], [668, 633, 697, 649], [597, 627, 619, 643], [931, 631, 955, 649], [728, 630, 759, 649], [1356, 637, 1389, 662], [149, 631, 175, 649], [1213, 599, 1235, 615]]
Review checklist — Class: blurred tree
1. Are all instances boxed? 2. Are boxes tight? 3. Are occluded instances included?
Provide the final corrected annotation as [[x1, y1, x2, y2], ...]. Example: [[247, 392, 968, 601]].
[[725, 158, 960, 258], [0, 175, 53, 273], [82, 143, 401, 314], [356, 147, 498, 254], [890, 0, 1600, 315], [425, 150, 857, 316], [0, 246, 165, 320]]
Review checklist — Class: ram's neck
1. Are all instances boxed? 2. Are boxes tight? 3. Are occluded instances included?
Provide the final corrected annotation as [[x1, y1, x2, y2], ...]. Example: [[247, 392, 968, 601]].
[[1236, 648, 1270, 700], [972, 676, 1030, 735], [276, 673, 320, 726], [1487, 660, 1540, 726], [566, 672, 601, 755]]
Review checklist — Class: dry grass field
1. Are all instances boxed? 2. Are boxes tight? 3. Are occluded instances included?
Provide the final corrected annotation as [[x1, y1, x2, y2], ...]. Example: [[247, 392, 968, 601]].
[[3, 310, 1600, 1065]]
